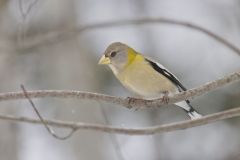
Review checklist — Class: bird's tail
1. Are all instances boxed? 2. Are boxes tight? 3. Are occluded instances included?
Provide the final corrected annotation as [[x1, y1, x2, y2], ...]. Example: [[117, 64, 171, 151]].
[[175, 101, 202, 120]]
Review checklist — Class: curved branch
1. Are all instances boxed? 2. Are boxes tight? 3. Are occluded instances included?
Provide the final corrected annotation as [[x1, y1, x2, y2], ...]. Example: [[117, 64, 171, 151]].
[[0, 72, 239, 109], [0, 105, 240, 135], [0, 72, 238, 136], [21, 18, 240, 55]]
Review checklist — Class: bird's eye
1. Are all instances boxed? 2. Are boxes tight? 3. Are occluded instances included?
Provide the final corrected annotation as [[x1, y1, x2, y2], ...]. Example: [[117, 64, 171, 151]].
[[110, 51, 117, 57]]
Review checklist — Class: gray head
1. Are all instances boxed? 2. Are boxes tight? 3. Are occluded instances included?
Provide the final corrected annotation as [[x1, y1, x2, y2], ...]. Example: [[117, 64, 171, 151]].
[[98, 42, 132, 71]]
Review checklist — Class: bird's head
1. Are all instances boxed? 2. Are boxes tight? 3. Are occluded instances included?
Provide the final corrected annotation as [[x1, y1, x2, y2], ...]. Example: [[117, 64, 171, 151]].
[[98, 42, 137, 71]]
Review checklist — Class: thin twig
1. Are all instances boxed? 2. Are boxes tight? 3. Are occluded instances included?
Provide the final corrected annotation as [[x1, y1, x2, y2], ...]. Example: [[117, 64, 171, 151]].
[[18, 0, 39, 49], [0, 105, 240, 135], [21, 84, 76, 140], [100, 107, 126, 160], [17, 18, 240, 56], [19, 0, 39, 20], [0, 72, 238, 109]]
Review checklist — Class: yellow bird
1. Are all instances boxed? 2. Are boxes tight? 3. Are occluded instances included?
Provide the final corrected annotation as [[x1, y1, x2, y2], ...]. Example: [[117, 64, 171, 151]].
[[98, 42, 202, 119]]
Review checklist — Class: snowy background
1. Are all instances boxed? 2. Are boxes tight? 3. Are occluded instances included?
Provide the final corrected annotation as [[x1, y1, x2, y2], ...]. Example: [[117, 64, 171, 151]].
[[0, 0, 240, 160]]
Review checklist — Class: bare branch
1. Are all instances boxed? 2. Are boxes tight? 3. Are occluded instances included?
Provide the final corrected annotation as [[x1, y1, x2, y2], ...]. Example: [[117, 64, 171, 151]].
[[21, 84, 76, 140], [17, 0, 39, 49], [19, 0, 39, 20], [18, 18, 240, 55], [100, 107, 126, 160], [0, 72, 237, 136], [0, 105, 240, 135], [0, 72, 238, 109]]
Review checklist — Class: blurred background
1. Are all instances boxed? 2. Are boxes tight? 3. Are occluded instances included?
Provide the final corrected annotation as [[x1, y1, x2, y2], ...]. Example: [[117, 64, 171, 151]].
[[0, 0, 240, 160]]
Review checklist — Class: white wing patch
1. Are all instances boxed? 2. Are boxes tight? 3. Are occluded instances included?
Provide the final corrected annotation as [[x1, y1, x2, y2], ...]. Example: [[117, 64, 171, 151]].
[[146, 57, 180, 80], [145, 57, 186, 91]]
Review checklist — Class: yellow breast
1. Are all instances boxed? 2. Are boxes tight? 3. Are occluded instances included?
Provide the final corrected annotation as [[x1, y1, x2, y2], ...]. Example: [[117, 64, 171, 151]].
[[116, 55, 176, 99]]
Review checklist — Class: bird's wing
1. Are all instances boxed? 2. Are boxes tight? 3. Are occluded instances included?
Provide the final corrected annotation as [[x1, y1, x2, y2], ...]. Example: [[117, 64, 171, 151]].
[[145, 58, 187, 91]]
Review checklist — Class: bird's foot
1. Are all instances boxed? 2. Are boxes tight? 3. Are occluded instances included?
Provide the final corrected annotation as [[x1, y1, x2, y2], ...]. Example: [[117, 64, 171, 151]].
[[160, 91, 169, 104], [126, 97, 140, 110]]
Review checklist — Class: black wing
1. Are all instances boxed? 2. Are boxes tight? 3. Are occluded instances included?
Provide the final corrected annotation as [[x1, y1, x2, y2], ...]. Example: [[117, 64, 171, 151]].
[[145, 58, 187, 92]]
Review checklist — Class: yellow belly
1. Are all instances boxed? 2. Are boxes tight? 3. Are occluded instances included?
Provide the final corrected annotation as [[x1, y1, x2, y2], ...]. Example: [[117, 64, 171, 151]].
[[116, 58, 176, 99]]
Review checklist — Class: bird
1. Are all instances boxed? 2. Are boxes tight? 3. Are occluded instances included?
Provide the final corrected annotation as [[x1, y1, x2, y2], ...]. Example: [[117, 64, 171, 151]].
[[98, 42, 202, 119]]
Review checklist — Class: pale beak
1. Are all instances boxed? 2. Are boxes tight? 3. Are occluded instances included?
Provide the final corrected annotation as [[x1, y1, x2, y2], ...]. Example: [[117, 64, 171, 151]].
[[98, 55, 111, 65]]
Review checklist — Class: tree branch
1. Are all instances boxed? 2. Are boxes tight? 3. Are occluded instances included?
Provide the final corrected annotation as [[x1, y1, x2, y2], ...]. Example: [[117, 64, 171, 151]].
[[18, 18, 240, 55], [0, 72, 238, 136], [0, 71, 239, 109], [21, 84, 76, 140], [0, 105, 240, 135]]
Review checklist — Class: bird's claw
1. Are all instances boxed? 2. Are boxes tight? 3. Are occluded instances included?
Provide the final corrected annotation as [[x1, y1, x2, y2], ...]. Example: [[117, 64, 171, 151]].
[[126, 97, 134, 109], [160, 91, 169, 104], [126, 97, 140, 110]]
